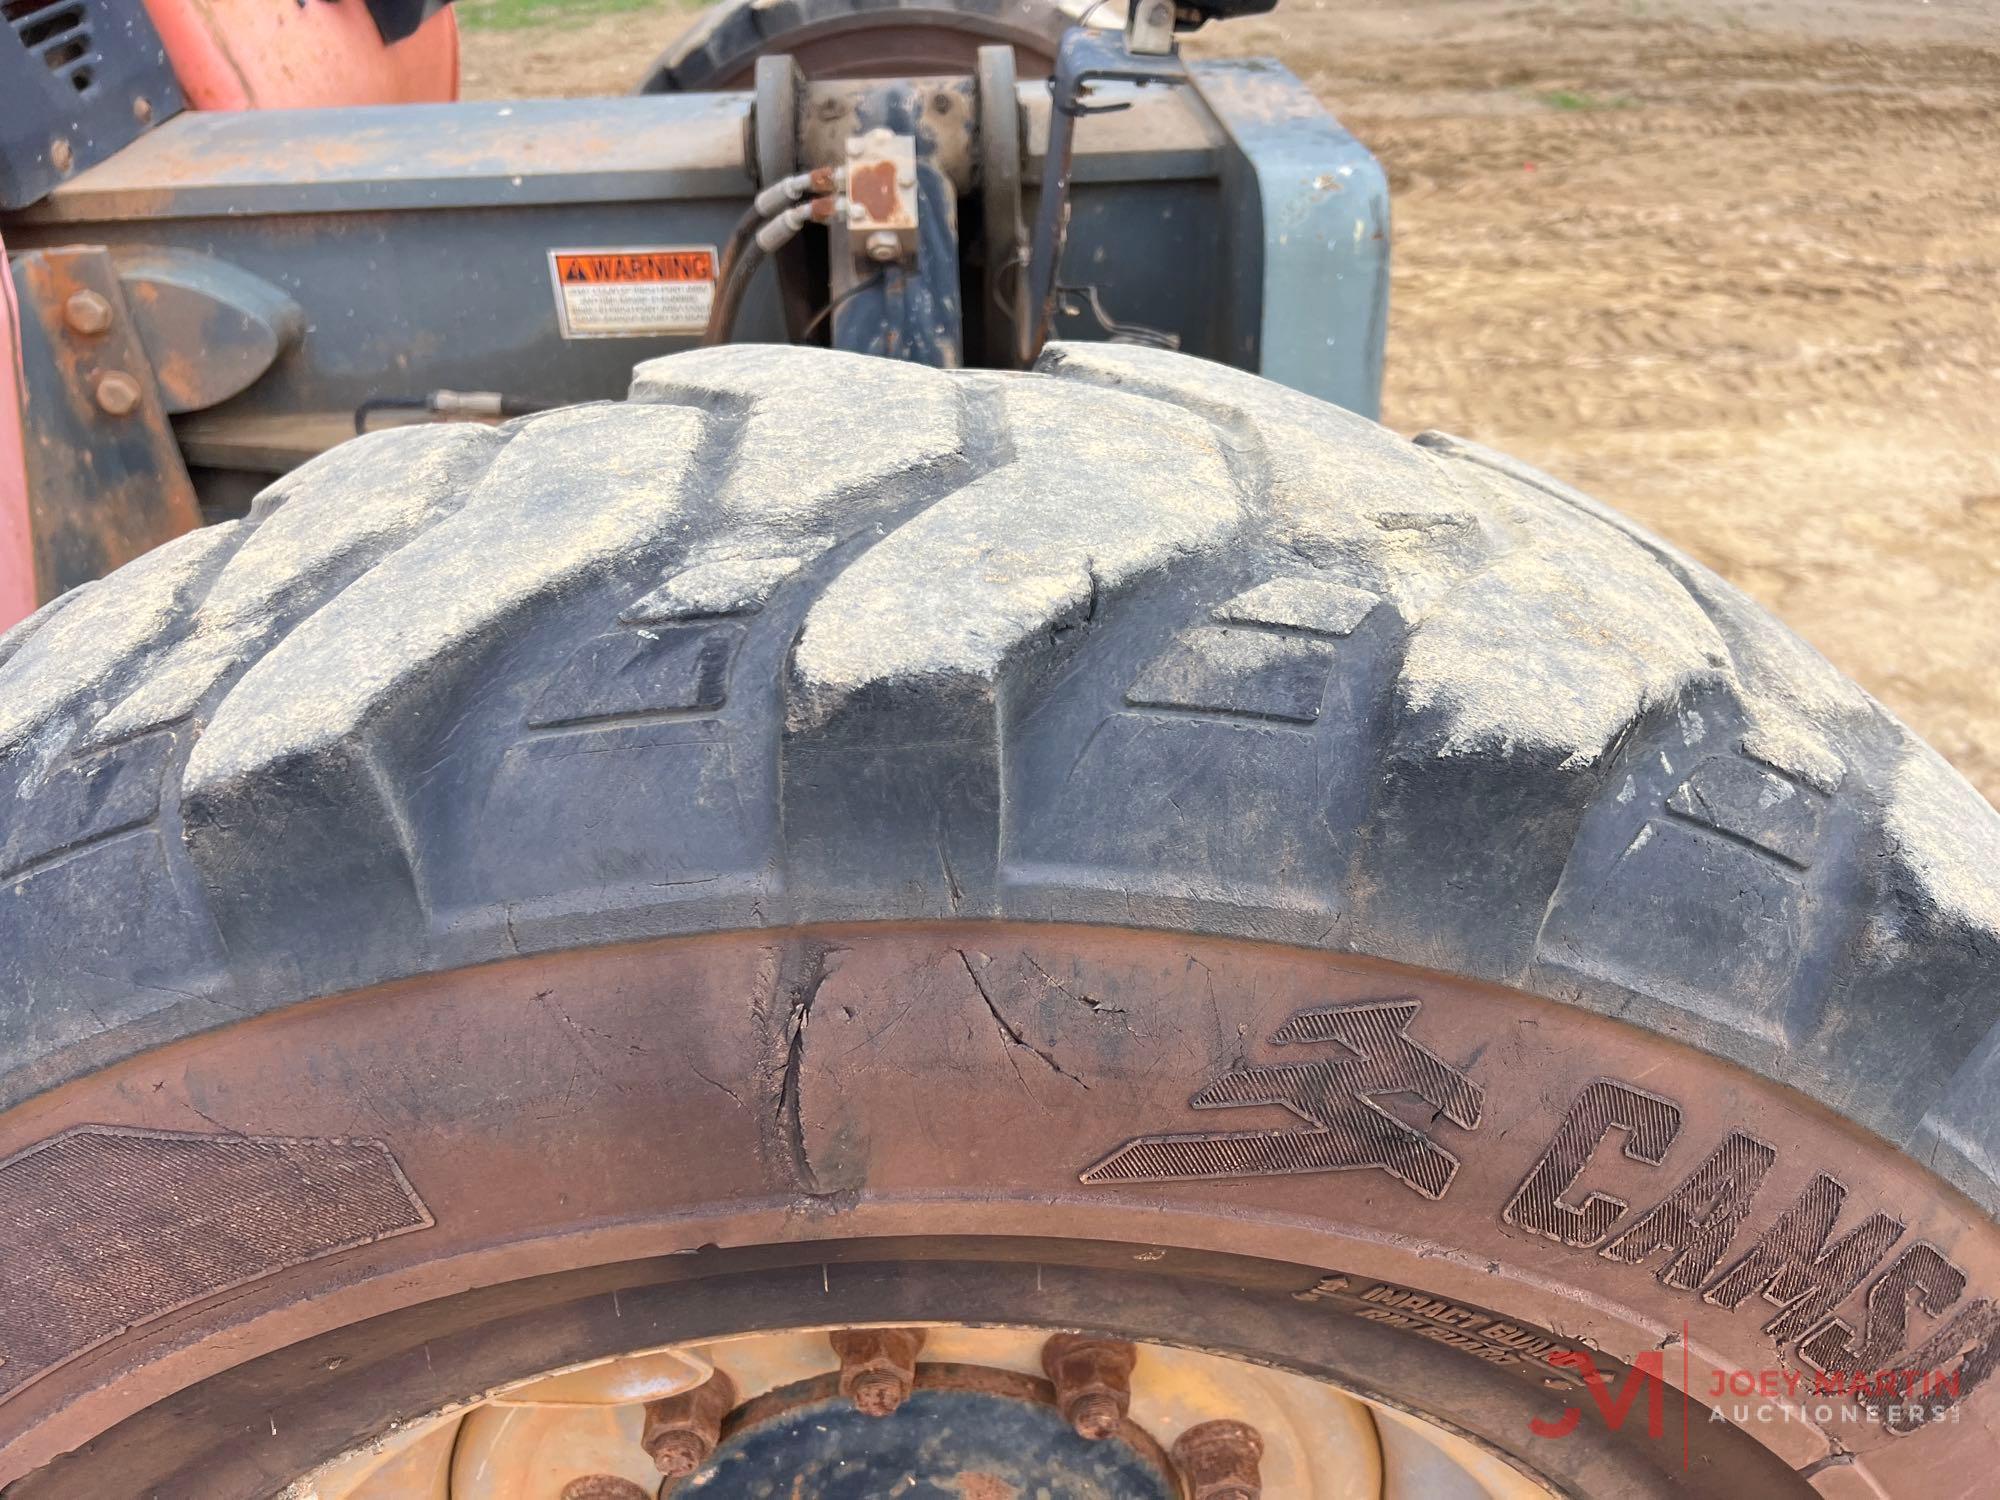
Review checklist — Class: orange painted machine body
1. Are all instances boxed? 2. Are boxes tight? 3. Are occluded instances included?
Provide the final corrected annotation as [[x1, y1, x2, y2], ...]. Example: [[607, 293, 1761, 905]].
[[0, 4, 461, 631], [138, 0, 459, 110]]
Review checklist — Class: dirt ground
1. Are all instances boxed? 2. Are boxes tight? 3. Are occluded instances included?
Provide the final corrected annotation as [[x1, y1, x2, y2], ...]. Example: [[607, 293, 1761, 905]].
[[462, 0, 2000, 805]]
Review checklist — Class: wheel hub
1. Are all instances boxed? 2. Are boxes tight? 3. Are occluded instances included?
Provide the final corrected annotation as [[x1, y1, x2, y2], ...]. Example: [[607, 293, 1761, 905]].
[[678, 1366, 1177, 1497], [299, 1323, 1554, 1499]]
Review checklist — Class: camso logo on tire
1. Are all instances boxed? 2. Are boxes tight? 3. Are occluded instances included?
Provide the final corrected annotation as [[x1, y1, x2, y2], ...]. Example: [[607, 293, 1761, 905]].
[[1086, 999, 2000, 1438]]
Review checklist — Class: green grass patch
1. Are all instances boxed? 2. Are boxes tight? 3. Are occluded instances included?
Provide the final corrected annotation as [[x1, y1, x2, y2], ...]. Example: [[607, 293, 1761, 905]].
[[456, 0, 678, 33], [1538, 88, 1638, 111]]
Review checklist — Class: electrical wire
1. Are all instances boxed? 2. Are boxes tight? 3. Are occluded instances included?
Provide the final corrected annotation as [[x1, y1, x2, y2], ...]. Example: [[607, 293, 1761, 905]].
[[801, 271, 888, 342]]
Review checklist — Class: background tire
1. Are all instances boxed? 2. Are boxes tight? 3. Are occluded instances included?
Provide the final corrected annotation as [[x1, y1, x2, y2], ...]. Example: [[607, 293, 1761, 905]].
[[1, 344, 1996, 1495], [636, 0, 1079, 92]]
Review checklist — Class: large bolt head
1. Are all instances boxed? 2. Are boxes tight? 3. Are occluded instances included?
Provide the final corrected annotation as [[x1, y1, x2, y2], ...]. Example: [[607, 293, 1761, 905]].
[[94, 371, 142, 416], [830, 1328, 926, 1417], [850, 1368, 909, 1417], [864, 231, 902, 263], [1171, 1419, 1265, 1500], [1041, 1335, 1137, 1441], [64, 290, 112, 336], [640, 1370, 736, 1478]]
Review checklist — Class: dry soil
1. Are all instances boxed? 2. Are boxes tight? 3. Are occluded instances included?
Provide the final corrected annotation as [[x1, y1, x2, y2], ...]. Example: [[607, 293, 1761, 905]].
[[462, 0, 2000, 803]]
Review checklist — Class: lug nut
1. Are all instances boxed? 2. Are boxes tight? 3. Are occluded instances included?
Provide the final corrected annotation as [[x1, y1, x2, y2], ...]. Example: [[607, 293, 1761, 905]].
[[94, 370, 141, 416], [1171, 1419, 1264, 1500], [560, 1478, 650, 1500], [63, 289, 112, 336], [1041, 1334, 1137, 1440], [830, 1327, 925, 1417], [640, 1370, 736, 1477]]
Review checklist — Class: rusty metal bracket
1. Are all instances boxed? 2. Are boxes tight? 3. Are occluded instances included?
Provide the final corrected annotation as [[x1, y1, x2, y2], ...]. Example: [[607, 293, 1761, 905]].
[[9, 246, 202, 602]]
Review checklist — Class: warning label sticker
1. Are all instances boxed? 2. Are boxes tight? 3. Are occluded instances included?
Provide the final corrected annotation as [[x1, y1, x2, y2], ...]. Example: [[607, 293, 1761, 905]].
[[547, 247, 717, 339]]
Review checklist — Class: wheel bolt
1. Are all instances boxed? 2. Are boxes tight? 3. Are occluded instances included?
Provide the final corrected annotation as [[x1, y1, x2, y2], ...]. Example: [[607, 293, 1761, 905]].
[[640, 1369, 735, 1477], [1069, 1390, 1124, 1441], [1041, 1334, 1137, 1440], [851, 1369, 906, 1416], [830, 1327, 925, 1417], [1171, 1419, 1265, 1500], [651, 1432, 705, 1477]]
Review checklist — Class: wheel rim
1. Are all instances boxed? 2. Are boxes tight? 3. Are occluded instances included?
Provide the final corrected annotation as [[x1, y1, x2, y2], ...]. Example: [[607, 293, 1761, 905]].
[[302, 1323, 1556, 1499]]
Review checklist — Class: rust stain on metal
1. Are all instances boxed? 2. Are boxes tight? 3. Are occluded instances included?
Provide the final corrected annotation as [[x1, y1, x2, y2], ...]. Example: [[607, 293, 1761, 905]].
[[849, 159, 903, 224], [11, 248, 201, 601], [952, 1474, 1016, 1500]]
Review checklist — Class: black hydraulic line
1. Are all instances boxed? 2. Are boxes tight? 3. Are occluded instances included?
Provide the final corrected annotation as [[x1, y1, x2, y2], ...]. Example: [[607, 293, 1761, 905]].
[[711, 203, 765, 302], [703, 237, 771, 347]]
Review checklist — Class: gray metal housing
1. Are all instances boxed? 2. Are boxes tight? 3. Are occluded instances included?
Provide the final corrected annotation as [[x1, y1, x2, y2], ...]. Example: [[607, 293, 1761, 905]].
[[2, 62, 1387, 482]]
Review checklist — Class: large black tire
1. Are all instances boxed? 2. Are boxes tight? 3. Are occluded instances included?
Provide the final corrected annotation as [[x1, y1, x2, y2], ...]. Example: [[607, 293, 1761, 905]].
[[2, 344, 1997, 1496], [637, 0, 1080, 92]]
